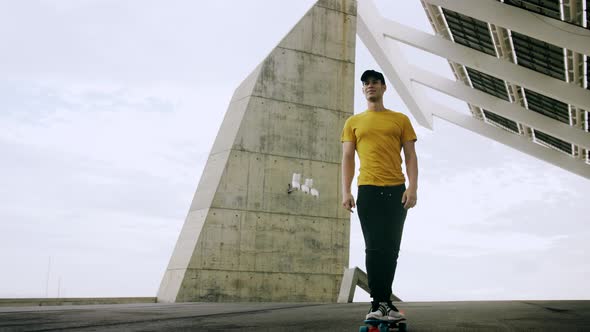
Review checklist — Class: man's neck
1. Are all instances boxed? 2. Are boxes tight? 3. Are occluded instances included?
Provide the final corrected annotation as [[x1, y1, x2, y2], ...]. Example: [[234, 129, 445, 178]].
[[367, 101, 386, 112]]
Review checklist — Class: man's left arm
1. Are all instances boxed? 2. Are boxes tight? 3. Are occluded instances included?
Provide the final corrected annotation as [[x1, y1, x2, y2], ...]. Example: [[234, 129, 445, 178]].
[[402, 140, 418, 209]]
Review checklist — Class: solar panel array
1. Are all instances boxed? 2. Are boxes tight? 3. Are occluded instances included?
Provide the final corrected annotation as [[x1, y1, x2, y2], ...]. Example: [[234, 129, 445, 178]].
[[431, 1, 588, 163], [504, 0, 561, 20], [511, 32, 565, 81], [442, 8, 497, 56]]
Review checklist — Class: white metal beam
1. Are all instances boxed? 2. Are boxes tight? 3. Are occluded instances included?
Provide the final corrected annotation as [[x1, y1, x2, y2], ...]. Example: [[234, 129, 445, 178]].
[[432, 104, 590, 179], [357, 0, 433, 129], [409, 65, 590, 149], [356, 0, 590, 177], [424, 0, 590, 56], [381, 19, 590, 111]]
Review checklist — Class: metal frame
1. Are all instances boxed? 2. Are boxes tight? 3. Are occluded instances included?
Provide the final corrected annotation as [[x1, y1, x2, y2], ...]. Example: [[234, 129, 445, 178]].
[[357, 0, 590, 178]]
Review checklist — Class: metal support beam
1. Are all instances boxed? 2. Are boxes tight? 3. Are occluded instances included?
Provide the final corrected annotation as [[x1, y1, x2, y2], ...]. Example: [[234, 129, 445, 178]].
[[381, 19, 590, 111], [357, 0, 433, 129], [432, 104, 590, 179], [358, 0, 590, 177], [410, 66, 590, 149]]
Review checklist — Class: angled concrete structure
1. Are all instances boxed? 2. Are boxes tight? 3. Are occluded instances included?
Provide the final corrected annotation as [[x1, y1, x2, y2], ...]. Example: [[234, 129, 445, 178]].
[[158, 0, 357, 303]]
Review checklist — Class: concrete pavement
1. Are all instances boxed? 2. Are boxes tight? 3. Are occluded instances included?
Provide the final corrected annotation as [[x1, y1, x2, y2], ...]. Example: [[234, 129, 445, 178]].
[[1, 300, 590, 331]]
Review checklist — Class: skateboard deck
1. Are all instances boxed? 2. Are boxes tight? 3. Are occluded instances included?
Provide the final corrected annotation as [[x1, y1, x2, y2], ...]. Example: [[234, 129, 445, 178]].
[[359, 318, 408, 332]]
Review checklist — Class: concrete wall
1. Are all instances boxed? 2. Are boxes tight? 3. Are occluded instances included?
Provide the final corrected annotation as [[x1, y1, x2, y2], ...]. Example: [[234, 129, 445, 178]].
[[158, 0, 357, 303]]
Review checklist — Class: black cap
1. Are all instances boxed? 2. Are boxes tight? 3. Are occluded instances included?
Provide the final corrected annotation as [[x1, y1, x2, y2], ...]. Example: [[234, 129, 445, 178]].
[[360, 69, 385, 84]]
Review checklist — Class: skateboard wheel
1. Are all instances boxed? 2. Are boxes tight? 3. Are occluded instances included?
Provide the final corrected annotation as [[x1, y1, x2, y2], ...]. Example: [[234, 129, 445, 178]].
[[359, 326, 369, 332]]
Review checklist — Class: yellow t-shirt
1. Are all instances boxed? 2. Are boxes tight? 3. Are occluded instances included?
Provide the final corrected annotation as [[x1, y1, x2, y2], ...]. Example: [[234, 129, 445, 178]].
[[341, 109, 417, 186]]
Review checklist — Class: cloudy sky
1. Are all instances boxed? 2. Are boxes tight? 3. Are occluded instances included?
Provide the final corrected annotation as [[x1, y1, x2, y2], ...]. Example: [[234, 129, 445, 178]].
[[1, 0, 588, 302]]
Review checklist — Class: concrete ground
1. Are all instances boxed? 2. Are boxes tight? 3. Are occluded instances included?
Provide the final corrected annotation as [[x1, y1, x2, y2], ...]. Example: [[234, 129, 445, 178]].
[[1, 301, 590, 331]]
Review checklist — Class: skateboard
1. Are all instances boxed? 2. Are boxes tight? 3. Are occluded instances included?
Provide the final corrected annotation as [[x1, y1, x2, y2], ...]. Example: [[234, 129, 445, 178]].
[[359, 318, 408, 332]]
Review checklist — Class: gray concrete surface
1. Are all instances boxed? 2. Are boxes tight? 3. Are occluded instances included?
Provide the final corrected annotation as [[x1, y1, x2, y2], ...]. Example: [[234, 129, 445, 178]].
[[1, 301, 589, 331]]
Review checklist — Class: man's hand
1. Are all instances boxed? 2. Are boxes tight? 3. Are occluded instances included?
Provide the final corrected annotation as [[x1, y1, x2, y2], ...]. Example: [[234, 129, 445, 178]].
[[402, 187, 417, 209], [342, 192, 356, 213]]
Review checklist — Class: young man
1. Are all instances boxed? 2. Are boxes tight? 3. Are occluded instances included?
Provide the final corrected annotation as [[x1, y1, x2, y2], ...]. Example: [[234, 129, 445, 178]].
[[341, 69, 418, 321]]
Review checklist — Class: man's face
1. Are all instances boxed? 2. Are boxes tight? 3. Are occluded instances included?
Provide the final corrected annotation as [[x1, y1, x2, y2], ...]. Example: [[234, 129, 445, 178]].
[[362, 78, 386, 102]]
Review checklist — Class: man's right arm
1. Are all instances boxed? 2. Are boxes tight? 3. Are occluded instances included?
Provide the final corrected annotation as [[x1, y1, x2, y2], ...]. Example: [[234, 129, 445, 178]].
[[341, 141, 356, 212]]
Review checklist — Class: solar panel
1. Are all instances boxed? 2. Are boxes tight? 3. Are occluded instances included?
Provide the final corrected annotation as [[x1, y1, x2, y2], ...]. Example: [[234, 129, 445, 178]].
[[466, 67, 510, 101], [533, 129, 573, 154], [504, 0, 590, 30], [503, 0, 561, 20], [483, 110, 520, 133], [422, 1, 590, 175], [523, 89, 570, 124], [442, 8, 497, 56], [511, 32, 565, 81]]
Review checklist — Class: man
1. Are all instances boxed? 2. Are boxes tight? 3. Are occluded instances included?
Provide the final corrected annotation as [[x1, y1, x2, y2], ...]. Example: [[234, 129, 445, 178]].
[[341, 69, 418, 321]]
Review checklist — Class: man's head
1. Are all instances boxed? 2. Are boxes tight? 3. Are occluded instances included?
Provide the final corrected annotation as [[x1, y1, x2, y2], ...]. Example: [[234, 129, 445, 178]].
[[360, 69, 386, 102], [360, 69, 385, 85]]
